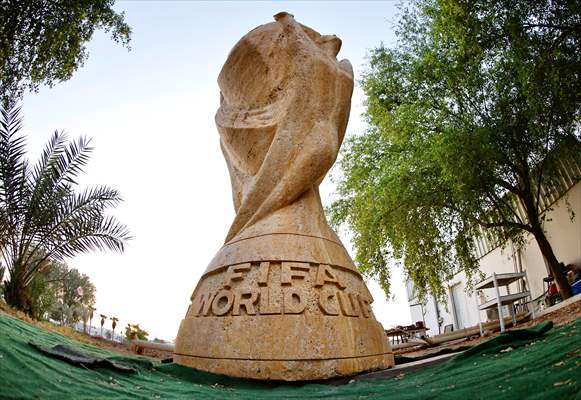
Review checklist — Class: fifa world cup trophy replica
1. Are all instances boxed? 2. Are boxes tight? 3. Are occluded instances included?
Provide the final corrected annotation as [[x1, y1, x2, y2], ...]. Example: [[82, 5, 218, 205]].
[[175, 12, 394, 380]]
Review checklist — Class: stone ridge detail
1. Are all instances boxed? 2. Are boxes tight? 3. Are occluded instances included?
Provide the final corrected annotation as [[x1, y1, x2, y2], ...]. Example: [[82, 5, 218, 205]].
[[204, 232, 358, 274], [225, 232, 345, 246]]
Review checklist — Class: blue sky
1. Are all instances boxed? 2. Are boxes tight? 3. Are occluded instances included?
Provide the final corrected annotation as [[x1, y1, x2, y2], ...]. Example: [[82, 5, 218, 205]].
[[21, 1, 410, 340]]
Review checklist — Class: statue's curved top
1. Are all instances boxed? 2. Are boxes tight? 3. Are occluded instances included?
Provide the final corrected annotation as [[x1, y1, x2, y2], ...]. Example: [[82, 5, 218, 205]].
[[216, 12, 354, 244]]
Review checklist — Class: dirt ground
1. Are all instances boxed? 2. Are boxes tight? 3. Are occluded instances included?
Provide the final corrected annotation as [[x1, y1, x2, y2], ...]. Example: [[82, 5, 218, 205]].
[[519, 298, 581, 327], [0, 300, 140, 357], [399, 298, 581, 358]]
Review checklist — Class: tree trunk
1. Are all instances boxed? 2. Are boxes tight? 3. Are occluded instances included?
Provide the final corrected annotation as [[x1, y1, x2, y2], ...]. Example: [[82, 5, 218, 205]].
[[3, 279, 32, 314], [519, 176, 572, 300], [532, 228, 572, 300]]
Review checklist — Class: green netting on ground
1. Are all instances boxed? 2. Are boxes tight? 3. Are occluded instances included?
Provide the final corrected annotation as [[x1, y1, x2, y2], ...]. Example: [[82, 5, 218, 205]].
[[1, 313, 579, 399]]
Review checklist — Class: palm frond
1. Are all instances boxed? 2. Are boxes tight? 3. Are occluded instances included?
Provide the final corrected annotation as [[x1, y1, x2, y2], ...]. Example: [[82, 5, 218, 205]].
[[23, 215, 131, 285], [28, 132, 93, 215], [0, 106, 29, 269], [22, 186, 124, 268], [0, 106, 28, 219], [20, 133, 94, 261]]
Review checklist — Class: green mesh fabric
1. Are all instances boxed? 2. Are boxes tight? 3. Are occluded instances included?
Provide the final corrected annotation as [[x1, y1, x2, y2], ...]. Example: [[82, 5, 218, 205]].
[[1, 313, 579, 399]]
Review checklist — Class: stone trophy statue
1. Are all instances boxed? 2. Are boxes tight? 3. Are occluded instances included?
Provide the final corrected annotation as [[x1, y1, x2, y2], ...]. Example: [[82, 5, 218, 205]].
[[175, 12, 393, 381]]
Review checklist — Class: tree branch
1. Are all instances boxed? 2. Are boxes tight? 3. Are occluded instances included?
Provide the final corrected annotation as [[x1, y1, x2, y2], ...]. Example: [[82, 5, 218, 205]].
[[522, 23, 581, 32], [480, 220, 534, 233]]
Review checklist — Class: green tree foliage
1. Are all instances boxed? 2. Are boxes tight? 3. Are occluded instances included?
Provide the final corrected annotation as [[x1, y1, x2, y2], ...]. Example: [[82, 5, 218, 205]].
[[47, 262, 96, 325], [26, 263, 58, 320], [54, 264, 96, 309], [124, 324, 149, 341], [330, 0, 581, 301], [21, 259, 97, 324], [0, 0, 131, 106], [0, 105, 131, 314]]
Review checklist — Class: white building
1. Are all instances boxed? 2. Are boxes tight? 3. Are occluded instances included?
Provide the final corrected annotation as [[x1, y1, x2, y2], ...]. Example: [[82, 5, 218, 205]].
[[407, 159, 581, 335]]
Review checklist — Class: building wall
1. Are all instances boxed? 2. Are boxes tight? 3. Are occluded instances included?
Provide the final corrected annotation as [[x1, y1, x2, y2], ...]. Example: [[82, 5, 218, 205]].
[[407, 181, 581, 334], [408, 292, 455, 335]]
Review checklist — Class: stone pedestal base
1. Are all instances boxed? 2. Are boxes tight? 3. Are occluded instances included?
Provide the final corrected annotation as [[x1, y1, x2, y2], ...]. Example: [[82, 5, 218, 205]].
[[174, 353, 393, 381], [175, 314, 393, 380], [175, 234, 394, 381]]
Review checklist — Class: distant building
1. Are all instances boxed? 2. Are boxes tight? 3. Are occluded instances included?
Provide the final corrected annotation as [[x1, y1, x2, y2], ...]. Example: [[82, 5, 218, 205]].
[[407, 156, 581, 335]]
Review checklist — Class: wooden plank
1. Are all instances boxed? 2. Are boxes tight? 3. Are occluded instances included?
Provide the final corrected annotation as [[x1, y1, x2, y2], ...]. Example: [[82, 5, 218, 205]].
[[475, 272, 525, 289], [478, 291, 530, 310]]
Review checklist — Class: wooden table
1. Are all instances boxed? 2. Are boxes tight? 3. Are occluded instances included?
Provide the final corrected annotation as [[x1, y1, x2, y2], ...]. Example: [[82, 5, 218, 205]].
[[385, 328, 405, 344], [385, 327, 429, 344], [403, 327, 429, 341]]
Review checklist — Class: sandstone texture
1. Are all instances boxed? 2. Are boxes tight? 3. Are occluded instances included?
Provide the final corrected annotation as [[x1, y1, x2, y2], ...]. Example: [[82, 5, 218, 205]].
[[174, 12, 394, 380]]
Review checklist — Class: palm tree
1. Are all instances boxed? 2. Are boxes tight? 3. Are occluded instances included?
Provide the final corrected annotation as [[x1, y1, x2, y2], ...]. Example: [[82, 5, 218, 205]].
[[100, 314, 107, 337], [88, 305, 95, 335], [110, 316, 119, 340], [0, 105, 131, 313], [81, 304, 89, 333]]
